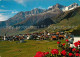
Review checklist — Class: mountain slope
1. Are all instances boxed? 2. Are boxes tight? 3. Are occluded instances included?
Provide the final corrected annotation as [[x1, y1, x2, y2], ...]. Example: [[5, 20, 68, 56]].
[[14, 4, 63, 27], [0, 8, 45, 28], [0, 3, 80, 36], [48, 3, 65, 10], [44, 7, 80, 33], [56, 7, 80, 26], [21, 7, 80, 34]]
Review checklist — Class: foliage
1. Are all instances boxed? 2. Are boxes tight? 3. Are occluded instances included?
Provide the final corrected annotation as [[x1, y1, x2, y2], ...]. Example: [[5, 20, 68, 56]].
[[34, 39, 80, 57]]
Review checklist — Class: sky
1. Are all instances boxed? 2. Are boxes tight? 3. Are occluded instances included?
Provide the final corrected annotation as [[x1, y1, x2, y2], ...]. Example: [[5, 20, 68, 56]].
[[0, 0, 80, 21]]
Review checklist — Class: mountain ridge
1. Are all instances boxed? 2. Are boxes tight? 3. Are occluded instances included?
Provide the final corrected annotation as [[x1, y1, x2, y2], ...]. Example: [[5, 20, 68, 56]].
[[0, 3, 80, 35], [0, 3, 79, 28]]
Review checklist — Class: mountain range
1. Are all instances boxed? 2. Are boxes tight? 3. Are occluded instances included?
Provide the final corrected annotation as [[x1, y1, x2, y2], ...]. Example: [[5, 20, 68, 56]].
[[0, 3, 79, 28], [0, 8, 45, 27], [0, 3, 64, 28], [0, 3, 80, 35]]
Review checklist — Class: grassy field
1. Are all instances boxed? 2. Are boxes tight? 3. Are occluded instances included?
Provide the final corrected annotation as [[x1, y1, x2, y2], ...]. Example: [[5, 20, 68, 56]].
[[0, 40, 66, 57]]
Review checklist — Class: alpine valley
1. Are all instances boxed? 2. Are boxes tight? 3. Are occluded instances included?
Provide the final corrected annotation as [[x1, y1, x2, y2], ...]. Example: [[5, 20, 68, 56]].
[[0, 3, 80, 36]]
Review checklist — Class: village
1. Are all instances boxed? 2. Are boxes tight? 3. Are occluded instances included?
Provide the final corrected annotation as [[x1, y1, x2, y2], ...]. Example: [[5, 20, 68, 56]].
[[0, 0, 80, 56], [1, 30, 80, 57], [0, 30, 74, 42]]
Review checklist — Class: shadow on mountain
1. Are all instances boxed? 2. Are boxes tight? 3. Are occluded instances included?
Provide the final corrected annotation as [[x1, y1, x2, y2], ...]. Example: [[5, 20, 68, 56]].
[[64, 7, 80, 20], [34, 18, 56, 28]]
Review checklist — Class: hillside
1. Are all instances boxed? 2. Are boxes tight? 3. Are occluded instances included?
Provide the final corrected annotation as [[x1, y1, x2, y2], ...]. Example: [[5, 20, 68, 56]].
[[0, 7, 80, 36], [0, 4, 80, 36], [56, 7, 80, 26], [0, 8, 45, 28], [0, 4, 64, 28], [14, 4, 63, 27], [71, 25, 80, 36], [45, 7, 80, 32], [21, 7, 80, 34]]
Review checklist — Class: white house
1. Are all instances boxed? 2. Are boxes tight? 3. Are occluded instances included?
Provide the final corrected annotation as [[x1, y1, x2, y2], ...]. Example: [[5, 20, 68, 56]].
[[70, 37, 80, 48]]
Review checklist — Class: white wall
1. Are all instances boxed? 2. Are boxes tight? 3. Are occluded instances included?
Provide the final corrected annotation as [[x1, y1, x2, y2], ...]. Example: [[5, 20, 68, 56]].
[[70, 37, 80, 47], [73, 37, 80, 43]]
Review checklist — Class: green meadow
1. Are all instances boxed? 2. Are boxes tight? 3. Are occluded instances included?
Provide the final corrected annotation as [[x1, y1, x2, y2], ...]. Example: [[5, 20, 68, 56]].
[[0, 40, 65, 57]]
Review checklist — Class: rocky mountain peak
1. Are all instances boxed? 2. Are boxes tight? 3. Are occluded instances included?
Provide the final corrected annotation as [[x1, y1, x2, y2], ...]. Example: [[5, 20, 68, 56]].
[[16, 11, 25, 16], [55, 3, 60, 6], [31, 8, 45, 14], [55, 3, 65, 8], [48, 3, 65, 11]]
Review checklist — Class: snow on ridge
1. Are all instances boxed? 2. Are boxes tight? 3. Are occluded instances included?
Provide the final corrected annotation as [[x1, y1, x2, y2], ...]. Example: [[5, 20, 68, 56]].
[[62, 3, 79, 12]]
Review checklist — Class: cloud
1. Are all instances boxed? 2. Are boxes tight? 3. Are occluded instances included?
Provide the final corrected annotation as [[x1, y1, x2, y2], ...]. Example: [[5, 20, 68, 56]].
[[79, 0, 80, 1], [32, 6, 46, 10], [0, 9, 11, 12], [12, 11, 18, 14], [14, 0, 27, 6], [1, 5, 5, 8], [38, 6, 46, 9], [0, 9, 18, 21], [0, 0, 2, 1], [14, 0, 24, 4], [14, 0, 37, 6], [0, 14, 8, 21]]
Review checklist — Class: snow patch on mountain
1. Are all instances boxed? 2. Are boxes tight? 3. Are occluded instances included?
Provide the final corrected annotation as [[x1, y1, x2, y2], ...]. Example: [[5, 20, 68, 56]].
[[62, 3, 79, 12]]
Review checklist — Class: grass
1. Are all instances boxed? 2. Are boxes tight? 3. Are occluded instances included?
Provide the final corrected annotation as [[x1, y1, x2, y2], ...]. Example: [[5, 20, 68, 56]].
[[0, 40, 66, 57]]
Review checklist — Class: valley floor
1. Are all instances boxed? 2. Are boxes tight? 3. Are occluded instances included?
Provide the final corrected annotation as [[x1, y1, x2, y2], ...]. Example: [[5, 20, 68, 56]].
[[0, 40, 65, 57]]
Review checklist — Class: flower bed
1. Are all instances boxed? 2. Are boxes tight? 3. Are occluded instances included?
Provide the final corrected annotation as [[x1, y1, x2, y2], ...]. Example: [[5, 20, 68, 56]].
[[34, 39, 80, 57]]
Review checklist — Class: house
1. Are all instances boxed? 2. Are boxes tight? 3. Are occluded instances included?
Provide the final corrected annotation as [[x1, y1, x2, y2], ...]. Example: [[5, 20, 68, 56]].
[[56, 32, 59, 35], [51, 36, 57, 40], [59, 35, 64, 39], [70, 37, 80, 48], [44, 30, 48, 36]]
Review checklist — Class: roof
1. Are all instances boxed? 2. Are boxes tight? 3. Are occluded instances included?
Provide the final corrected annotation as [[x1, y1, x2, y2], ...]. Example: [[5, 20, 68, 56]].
[[59, 35, 64, 37], [56, 32, 59, 35], [52, 36, 56, 38]]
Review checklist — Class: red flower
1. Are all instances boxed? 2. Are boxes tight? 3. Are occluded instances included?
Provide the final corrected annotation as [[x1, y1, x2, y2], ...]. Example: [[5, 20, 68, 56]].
[[69, 47, 71, 49], [74, 41, 80, 47], [34, 51, 45, 57], [78, 41, 80, 43], [76, 50, 79, 53], [72, 48, 76, 52], [57, 41, 61, 44], [74, 42, 78, 47], [61, 50, 66, 56], [34, 54, 44, 57], [75, 53, 79, 56], [65, 39, 69, 42], [78, 42, 80, 45], [62, 43, 65, 46], [69, 53, 73, 57], [79, 54, 80, 56], [51, 49, 59, 55], [44, 52, 49, 55]]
